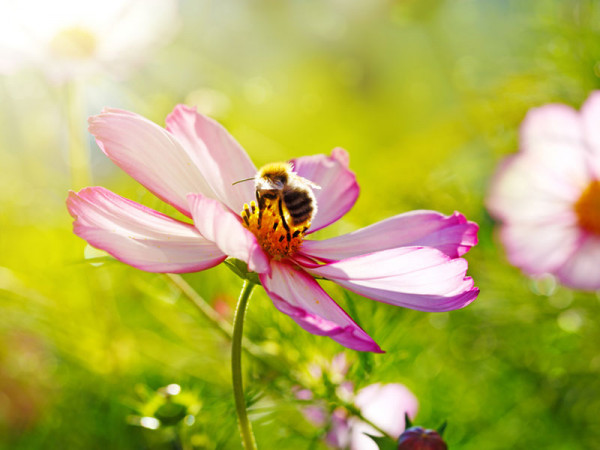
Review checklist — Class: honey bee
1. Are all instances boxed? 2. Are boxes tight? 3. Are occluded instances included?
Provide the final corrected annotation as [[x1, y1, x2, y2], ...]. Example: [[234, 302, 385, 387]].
[[235, 162, 320, 237], [257, 162, 321, 230]]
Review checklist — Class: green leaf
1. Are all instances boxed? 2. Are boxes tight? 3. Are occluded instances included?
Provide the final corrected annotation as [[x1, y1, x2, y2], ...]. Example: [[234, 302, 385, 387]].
[[364, 433, 398, 450]]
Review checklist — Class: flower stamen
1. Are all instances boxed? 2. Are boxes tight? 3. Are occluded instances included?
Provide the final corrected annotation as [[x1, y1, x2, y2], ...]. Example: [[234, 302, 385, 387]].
[[574, 180, 600, 235], [241, 198, 309, 260]]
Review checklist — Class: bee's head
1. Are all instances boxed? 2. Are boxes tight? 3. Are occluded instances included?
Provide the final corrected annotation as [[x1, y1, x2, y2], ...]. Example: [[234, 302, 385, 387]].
[[256, 162, 291, 191]]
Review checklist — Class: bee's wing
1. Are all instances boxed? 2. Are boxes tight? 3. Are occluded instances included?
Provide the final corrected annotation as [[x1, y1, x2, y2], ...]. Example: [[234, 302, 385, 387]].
[[296, 175, 321, 190]]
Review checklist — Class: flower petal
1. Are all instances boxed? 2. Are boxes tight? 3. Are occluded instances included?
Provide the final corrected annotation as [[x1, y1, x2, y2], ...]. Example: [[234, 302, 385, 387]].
[[302, 247, 478, 312], [498, 221, 581, 275], [187, 193, 270, 275], [67, 187, 225, 273], [520, 103, 583, 155], [166, 105, 257, 213], [555, 234, 600, 290], [89, 108, 215, 217], [259, 261, 382, 352], [350, 383, 418, 450], [487, 150, 590, 224], [290, 148, 359, 233], [581, 90, 600, 177], [301, 210, 478, 262]]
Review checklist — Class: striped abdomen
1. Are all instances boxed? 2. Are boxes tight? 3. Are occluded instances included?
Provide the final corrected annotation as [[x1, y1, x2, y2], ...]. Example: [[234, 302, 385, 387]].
[[283, 188, 314, 226]]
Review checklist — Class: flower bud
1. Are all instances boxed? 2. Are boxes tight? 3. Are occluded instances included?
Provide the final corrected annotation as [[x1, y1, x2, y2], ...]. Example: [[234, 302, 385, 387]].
[[397, 426, 447, 450]]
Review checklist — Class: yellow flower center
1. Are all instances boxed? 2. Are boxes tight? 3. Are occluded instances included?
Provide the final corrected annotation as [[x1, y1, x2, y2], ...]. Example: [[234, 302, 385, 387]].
[[574, 180, 600, 235], [49, 27, 97, 60], [241, 198, 310, 260]]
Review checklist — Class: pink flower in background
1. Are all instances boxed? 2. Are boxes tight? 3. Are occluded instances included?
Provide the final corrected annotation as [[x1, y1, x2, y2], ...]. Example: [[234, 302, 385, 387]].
[[67, 105, 479, 352], [297, 354, 418, 450], [488, 92, 600, 290], [343, 383, 418, 450]]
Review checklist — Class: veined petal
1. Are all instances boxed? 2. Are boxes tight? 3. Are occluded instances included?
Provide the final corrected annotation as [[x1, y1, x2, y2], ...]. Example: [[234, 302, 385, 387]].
[[555, 234, 600, 290], [89, 108, 215, 217], [290, 148, 359, 233], [301, 210, 478, 262], [302, 247, 478, 312], [67, 187, 225, 273], [166, 105, 257, 213], [350, 383, 418, 450], [187, 193, 270, 275], [259, 261, 382, 353]]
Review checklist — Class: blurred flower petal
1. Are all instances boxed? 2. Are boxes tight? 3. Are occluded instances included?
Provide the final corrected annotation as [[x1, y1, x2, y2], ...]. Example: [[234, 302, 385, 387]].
[[260, 261, 382, 352], [520, 103, 582, 155], [166, 105, 257, 214], [487, 151, 588, 224], [301, 210, 478, 262], [350, 383, 419, 450], [290, 148, 359, 233], [498, 222, 582, 274], [555, 235, 600, 290], [67, 187, 225, 273]]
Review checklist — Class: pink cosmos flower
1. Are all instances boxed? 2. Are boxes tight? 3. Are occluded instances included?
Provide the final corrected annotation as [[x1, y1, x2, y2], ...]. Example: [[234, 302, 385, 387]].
[[487, 92, 600, 290], [67, 105, 479, 352]]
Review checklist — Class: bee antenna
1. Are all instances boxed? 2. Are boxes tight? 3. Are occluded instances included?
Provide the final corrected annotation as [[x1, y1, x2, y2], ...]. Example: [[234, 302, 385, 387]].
[[232, 177, 255, 186]]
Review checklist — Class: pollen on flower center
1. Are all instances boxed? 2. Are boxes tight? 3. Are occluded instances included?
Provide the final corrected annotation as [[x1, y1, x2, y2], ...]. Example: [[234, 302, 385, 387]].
[[241, 199, 309, 260], [574, 180, 600, 235]]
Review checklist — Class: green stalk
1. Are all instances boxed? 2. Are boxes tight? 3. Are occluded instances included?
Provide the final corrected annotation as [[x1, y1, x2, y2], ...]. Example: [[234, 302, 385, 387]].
[[232, 280, 257, 449]]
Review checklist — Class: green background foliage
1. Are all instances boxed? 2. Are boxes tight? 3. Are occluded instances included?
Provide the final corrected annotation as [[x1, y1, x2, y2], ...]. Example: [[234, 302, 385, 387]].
[[1, 1, 600, 448]]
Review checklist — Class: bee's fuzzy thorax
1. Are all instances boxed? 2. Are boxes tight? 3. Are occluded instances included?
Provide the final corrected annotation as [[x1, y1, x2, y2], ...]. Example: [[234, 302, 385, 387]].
[[242, 161, 318, 258]]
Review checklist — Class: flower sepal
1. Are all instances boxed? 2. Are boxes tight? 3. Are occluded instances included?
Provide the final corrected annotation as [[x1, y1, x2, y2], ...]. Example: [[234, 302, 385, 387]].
[[224, 258, 262, 285], [364, 433, 399, 450]]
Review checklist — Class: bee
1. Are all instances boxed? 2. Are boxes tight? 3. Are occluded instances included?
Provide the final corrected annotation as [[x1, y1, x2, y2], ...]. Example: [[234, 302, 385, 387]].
[[235, 162, 320, 238]]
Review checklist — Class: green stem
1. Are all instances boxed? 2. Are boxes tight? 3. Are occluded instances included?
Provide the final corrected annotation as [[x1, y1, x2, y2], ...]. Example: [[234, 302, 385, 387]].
[[232, 280, 257, 449]]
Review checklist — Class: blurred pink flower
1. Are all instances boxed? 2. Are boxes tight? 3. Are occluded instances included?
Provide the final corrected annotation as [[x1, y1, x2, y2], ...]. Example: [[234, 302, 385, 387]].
[[67, 105, 479, 352], [488, 92, 600, 290], [325, 383, 418, 450]]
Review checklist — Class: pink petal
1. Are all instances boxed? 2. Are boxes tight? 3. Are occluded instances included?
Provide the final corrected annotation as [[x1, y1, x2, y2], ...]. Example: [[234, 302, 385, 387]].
[[166, 105, 257, 214], [487, 150, 590, 224], [89, 108, 215, 218], [520, 103, 582, 155], [67, 187, 225, 273], [290, 148, 359, 233], [259, 261, 382, 353], [350, 383, 418, 450], [555, 234, 600, 290], [187, 193, 270, 275], [581, 91, 600, 177], [498, 221, 581, 275], [301, 247, 478, 312], [300, 210, 478, 262]]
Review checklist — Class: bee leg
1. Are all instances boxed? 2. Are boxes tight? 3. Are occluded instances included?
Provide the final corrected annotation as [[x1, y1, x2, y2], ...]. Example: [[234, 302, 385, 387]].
[[277, 197, 292, 243]]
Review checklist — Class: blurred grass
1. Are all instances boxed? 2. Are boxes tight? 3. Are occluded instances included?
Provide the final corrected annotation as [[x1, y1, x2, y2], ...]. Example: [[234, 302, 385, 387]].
[[2, 0, 600, 448]]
